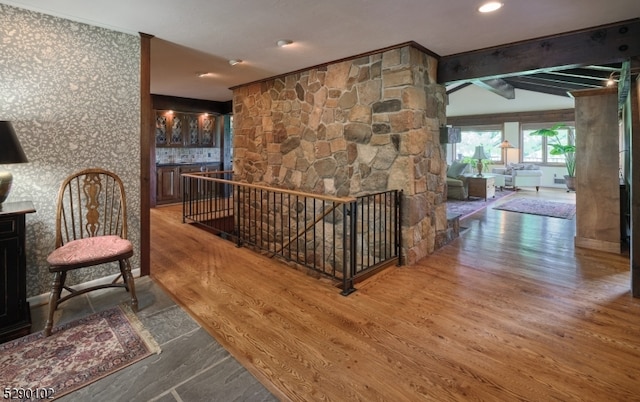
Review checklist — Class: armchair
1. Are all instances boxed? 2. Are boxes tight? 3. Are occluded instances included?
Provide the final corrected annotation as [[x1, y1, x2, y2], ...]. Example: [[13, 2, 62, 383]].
[[446, 161, 470, 200], [492, 163, 542, 191]]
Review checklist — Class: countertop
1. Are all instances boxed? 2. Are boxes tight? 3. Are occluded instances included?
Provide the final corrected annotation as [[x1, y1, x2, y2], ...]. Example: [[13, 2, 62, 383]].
[[156, 162, 221, 167]]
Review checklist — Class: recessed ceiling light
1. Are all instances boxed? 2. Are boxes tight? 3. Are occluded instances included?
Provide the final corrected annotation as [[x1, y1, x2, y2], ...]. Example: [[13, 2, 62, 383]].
[[277, 39, 293, 47], [228, 59, 242, 66], [197, 72, 215, 78], [478, 2, 503, 13]]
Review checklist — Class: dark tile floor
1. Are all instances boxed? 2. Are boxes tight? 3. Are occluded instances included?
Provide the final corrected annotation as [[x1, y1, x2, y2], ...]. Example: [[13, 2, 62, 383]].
[[29, 277, 277, 402]]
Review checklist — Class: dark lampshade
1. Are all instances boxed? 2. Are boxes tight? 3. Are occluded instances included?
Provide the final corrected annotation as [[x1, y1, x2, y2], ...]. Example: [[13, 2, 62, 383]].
[[0, 121, 29, 204], [439, 126, 461, 144]]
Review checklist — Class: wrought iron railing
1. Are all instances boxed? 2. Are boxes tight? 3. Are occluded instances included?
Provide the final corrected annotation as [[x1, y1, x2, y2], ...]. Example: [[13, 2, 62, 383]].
[[182, 171, 402, 295]]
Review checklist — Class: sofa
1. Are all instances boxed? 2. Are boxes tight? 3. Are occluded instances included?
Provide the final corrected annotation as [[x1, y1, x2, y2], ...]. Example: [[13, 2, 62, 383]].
[[491, 163, 542, 191], [446, 161, 469, 200]]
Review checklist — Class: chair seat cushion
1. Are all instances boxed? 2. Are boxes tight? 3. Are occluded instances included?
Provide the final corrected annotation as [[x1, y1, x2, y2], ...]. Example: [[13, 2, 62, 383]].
[[446, 177, 464, 187], [47, 235, 133, 269]]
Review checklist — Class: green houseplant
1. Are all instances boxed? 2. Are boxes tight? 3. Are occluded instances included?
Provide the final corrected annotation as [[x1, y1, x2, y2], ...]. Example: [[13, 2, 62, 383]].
[[529, 123, 576, 191]]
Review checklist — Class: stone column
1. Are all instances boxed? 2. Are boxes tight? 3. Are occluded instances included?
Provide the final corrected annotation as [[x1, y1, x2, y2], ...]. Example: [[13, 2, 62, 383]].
[[232, 44, 448, 265]]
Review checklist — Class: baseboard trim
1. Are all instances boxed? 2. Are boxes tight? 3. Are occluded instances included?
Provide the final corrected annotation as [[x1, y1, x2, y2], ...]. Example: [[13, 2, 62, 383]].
[[575, 237, 621, 254], [27, 269, 142, 307]]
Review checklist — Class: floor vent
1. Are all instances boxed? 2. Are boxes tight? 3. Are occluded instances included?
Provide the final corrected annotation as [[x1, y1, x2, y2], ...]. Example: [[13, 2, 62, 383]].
[[554, 178, 566, 184]]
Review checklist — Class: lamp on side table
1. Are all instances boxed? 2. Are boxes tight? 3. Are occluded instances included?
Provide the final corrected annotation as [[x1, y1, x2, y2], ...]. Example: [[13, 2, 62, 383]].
[[471, 146, 490, 177], [0, 121, 29, 204], [0, 121, 35, 343]]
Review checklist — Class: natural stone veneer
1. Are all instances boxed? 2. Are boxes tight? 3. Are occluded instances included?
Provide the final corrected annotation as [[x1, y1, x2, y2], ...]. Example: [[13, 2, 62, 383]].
[[233, 44, 447, 264]]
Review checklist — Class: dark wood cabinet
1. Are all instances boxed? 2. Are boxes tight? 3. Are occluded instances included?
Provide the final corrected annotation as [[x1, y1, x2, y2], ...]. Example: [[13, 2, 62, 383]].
[[155, 111, 186, 147], [181, 164, 222, 200], [155, 110, 217, 148], [156, 164, 220, 205], [0, 201, 36, 343], [156, 166, 181, 204], [199, 114, 216, 147]]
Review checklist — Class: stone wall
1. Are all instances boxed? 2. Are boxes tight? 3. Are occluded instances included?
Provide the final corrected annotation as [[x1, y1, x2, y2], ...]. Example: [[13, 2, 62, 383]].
[[232, 44, 447, 264]]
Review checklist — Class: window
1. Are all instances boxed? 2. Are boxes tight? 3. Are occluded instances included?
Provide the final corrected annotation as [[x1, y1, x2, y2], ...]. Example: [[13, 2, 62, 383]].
[[521, 122, 575, 164], [454, 125, 503, 162]]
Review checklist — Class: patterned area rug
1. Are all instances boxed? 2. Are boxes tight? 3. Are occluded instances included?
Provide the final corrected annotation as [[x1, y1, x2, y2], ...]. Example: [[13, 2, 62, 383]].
[[447, 190, 516, 220], [0, 305, 160, 400], [493, 198, 576, 219]]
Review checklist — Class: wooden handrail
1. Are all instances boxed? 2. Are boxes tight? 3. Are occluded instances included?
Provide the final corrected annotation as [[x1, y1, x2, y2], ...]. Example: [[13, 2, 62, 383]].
[[182, 174, 401, 296], [181, 172, 357, 204]]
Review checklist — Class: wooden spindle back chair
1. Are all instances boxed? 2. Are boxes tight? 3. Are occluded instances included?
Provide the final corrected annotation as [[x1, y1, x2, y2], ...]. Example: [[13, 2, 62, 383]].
[[44, 168, 137, 336]]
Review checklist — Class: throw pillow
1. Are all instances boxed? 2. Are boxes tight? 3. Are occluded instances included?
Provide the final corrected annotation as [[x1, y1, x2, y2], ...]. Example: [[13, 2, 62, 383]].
[[447, 162, 468, 178]]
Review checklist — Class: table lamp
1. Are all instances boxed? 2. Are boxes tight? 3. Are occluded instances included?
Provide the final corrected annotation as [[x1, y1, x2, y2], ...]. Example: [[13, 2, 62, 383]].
[[0, 121, 29, 204], [498, 140, 514, 167], [471, 146, 489, 177]]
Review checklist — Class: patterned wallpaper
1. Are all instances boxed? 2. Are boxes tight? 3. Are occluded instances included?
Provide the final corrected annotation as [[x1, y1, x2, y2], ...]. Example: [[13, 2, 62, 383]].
[[0, 4, 141, 298]]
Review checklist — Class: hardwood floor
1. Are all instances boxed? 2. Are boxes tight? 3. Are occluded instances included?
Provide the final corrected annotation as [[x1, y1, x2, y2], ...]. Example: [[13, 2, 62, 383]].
[[151, 188, 639, 401]]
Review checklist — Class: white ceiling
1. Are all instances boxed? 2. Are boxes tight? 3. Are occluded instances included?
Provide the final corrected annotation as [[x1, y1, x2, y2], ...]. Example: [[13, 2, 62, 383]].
[[2, 0, 639, 102], [447, 86, 575, 117]]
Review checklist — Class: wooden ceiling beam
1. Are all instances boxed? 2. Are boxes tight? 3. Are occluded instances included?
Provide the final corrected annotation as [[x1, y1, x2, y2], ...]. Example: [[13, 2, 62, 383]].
[[438, 19, 640, 84], [446, 82, 472, 95], [503, 80, 573, 98], [546, 68, 613, 82], [447, 109, 575, 126], [522, 72, 606, 87], [507, 75, 601, 90], [472, 78, 515, 99]]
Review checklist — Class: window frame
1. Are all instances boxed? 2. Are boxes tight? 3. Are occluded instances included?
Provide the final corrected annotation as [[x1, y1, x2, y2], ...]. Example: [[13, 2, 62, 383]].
[[520, 121, 575, 166], [452, 124, 504, 163]]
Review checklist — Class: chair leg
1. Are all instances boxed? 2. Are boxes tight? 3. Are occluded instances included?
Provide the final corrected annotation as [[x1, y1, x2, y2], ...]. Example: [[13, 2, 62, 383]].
[[44, 272, 63, 336], [120, 259, 138, 312], [58, 271, 66, 299]]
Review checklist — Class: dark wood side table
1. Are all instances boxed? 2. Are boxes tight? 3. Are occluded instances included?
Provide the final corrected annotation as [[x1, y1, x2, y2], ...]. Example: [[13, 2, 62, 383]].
[[0, 201, 36, 343], [467, 176, 496, 201]]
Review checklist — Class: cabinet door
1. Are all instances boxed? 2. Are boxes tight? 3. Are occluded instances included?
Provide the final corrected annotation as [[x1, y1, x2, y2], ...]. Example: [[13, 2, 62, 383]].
[[156, 167, 181, 203], [156, 110, 185, 147], [200, 114, 216, 146], [0, 236, 20, 327], [155, 111, 169, 146], [185, 114, 200, 147], [169, 113, 184, 146]]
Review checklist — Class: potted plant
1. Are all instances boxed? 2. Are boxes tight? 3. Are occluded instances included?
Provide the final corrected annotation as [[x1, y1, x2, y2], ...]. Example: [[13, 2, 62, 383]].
[[529, 123, 576, 191]]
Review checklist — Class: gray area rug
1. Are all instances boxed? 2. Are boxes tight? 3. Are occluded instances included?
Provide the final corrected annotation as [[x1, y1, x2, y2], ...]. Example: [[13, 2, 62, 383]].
[[447, 190, 516, 219], [493, 198, 576, 219]]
